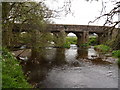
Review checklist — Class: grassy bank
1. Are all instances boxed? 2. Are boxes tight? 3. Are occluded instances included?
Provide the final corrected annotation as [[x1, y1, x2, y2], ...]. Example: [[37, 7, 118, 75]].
[[2, 48, 32, 88], [94, 44, 120, 66]]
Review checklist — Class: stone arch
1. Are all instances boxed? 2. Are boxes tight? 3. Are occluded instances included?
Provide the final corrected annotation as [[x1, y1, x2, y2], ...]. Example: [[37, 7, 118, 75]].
[[65, 32, 77, 45], [66, 31, 90, 47], [67, 32, 77, 37]]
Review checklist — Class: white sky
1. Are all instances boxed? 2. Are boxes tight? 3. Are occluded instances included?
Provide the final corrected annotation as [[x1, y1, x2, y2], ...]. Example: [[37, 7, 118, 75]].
[[39, 0, 118, 26]]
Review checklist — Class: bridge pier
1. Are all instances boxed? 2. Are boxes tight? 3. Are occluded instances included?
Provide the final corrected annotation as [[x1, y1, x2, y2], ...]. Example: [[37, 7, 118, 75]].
[[97, 33, 103, 44], [76, 31, 89, 47], [76, 33, 82, 47], [82, 31, 89, 44]]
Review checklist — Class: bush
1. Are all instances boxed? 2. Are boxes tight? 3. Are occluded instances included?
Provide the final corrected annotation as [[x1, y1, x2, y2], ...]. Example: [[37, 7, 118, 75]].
[[88, 36, 97, 45], [112, 50, 120, 66], [117, 58, 120, 67], [94, 44, 111, 52], [80, 43, 89, 47], [112, 50, 120, 58], [2, 48, 32, 88], [66, 37, 77, 44], [63, 42, 70, 48]]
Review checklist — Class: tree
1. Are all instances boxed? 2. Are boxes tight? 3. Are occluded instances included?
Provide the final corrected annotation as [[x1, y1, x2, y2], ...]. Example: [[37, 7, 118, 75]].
[[2, 2, 53, 48], [88, 0, 120, 49]]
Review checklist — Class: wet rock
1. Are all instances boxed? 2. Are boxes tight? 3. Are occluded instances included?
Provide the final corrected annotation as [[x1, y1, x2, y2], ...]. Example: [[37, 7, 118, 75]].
[[91, 55, 97, 57], [108, 71, 112, 73], [72, 60, 80, 67], [19, 56, 28, 61], [105, 53, 112, 57], [20, 45, 26, 49]]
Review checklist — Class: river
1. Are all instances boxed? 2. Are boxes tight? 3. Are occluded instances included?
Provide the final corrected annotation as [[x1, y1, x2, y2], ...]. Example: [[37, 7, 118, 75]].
[[14, 45, 118, 88]]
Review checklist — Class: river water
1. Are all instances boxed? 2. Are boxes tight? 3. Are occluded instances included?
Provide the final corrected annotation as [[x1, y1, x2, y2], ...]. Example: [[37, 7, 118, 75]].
[[17, 45, 118, 88]]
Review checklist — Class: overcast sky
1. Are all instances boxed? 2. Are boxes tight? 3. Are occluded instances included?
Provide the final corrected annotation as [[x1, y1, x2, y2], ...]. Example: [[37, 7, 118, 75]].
[[38, 0, 118, 26]]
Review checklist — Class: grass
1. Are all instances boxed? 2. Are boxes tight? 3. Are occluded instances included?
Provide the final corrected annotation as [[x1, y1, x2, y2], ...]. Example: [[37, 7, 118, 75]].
[[94, 44, 111, 53], [2, 48, 32, 88]]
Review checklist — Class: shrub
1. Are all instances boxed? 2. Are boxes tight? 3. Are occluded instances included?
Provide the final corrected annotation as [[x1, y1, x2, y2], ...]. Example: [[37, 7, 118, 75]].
[[94, 44, 111, 52], [66, 37, 77, 44], [112, 50, 120, 66], [63, 42, 70, 48], [80, 43, 89, 47], [112, 50, 120, 58], [117, 58, 120, 67], [2, 48, 32, 88], [88, 36, 97, 45]]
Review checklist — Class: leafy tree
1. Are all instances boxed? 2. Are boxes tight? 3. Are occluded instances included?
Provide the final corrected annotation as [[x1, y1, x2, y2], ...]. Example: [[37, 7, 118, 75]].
[[2, 2, 53, 48]]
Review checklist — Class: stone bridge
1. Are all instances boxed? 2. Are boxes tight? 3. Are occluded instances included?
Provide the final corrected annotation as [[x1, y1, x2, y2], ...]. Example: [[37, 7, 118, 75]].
[[47, 24, 110, 46], [13, 24, 111, 47]]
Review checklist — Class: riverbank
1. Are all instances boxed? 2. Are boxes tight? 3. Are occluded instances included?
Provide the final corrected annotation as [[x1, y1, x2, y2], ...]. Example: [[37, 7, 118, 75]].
[[2, 48, 32, 88], [94, 44, 120, 66]]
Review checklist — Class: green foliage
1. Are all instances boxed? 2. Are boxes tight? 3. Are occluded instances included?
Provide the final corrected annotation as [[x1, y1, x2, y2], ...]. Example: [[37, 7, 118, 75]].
[[80, 43, 89, 47], [117, 58, 120, 66], [2, 48, 32, 88], [66, 37, 77, 44], [112, 50, 120, 58], [19, 32, 31, 44], [112, 50, 120, 66], [94, 44, 111, 53], [63, 42, 70, 48], [62, 37, 77, 48], [88, 36, 97, 45], [2, 2, 52, 47]]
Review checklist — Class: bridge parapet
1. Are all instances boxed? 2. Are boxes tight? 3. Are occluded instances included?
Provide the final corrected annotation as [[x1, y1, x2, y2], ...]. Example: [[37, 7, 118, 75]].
[[47, 24, 110, 33], [13, 23, 111, 34]]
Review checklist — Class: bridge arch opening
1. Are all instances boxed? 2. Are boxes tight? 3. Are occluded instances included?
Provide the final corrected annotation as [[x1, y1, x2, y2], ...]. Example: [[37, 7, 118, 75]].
[[66, 32, 77, 45], [89, 33, 99, 45], [67, 33, 76, 37]]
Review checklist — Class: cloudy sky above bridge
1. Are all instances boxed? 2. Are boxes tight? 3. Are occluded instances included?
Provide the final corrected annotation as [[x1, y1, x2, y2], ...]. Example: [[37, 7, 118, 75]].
[[37, 0, 118, 26]]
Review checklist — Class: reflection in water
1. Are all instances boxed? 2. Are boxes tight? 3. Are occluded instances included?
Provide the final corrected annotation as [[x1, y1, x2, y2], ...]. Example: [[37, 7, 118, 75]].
[[76, 48, 88, 59], [21, 48, 67, 87], [20, 45, 118, 88], [52, 48, 67, 66]]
